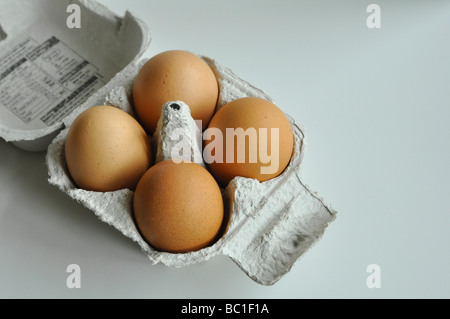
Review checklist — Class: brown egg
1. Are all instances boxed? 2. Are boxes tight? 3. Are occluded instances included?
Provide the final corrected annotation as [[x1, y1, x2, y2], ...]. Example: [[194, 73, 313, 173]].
[[132, 50, 219, 133], [65, 105, 152, 192], [204, 97, 294, 187], [133, 160, 224, 253]]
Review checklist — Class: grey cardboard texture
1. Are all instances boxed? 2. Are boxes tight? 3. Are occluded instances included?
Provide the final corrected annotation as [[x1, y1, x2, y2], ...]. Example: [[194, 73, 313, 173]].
[[0, 0, 150, 151]]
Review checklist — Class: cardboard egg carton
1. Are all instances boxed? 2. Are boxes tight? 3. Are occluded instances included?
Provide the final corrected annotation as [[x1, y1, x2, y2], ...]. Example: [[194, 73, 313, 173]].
[[0, 0, 336, 286], [46, 56, 337, 286]]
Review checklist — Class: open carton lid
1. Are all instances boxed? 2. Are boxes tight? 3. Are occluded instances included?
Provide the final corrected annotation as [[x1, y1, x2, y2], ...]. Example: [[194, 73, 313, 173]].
[[0, 0, 151, 151]]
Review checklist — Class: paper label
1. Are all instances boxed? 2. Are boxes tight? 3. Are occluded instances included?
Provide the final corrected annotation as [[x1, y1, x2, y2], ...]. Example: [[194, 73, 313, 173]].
[[0, 35, 105, 129]]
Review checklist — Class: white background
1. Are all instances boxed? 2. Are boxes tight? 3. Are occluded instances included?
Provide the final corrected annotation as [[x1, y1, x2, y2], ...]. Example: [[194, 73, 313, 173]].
[[0, 0, 449, 298]]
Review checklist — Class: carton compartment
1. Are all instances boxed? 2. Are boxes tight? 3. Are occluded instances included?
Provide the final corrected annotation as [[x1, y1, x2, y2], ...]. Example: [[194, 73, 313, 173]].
[[0, 0, 149, 150]]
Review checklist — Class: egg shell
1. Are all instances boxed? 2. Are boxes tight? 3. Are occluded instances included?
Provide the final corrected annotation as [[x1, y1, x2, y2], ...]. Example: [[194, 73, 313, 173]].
[[65, 105, 153, 192], [133, 50, 219, 133], [133, 160, 224, 253], [46, 55, 337, 286], [205, 97, 294, 187]]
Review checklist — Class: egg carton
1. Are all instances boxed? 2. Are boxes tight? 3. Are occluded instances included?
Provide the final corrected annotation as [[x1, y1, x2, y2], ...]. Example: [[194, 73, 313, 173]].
[[46, 56, 337, 286]]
